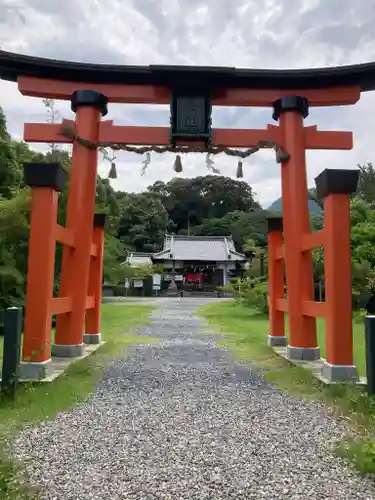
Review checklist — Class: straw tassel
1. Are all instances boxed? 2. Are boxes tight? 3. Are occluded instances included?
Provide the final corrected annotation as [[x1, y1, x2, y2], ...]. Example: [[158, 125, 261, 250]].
[[108, 162, 117, 179], [236, 160, 243, 178], [174, 154, 183, 173]]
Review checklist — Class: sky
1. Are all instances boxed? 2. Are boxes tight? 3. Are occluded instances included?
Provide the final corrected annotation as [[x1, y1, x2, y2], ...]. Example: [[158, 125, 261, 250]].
[[1, 0, 375, 207]]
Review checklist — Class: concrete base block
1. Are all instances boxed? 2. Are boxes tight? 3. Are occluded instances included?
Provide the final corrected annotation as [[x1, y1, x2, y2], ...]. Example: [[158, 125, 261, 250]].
[[287, 345, 321, 361], [321, 361, 358, 382], [267, 335, 287, 347], [83, 333, 102, 345], [19, 359, 52, 381], [51, 343, 84, 358]]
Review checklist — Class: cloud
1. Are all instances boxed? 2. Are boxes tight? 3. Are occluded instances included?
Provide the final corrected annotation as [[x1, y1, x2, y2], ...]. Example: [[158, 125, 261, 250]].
[[1, 0, 375, 206]]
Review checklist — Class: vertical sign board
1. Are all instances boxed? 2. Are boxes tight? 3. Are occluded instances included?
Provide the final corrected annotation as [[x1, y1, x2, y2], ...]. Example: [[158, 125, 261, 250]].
[[1, 307, 23, 398]]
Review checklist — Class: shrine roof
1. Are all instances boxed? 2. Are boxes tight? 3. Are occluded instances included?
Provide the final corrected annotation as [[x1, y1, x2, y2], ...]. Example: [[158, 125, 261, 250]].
[[125, 252, 153, 267], [152, 235, 246, 262], [1, 50, 375, 91]]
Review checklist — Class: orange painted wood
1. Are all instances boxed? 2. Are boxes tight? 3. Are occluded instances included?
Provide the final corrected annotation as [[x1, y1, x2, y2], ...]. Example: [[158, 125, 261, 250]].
[[324, 194, 354, 366], [51, 297, 73, 315], [86, 227, 105, 334], [268, 230, 285, 338], [214, 86, 360, 107], [18, 76, 360, 107], [55, 106, 101, 346], [279, 110, 317, 350], [24, 122, 283, 148], [24, 121, 353, 150], [22, 188, 58, 362], [85, 295, 95, 310], [276, 298, 288, 313], [268, 124, 353, 150], [275, 246, 285, 260], [18, 76, 171, 104], [301, 229, 325, 251], [304, 126, 353, 150], [90, 243, 98, 257], [55, 224, 75, 248], [301, 301, 327, 318]]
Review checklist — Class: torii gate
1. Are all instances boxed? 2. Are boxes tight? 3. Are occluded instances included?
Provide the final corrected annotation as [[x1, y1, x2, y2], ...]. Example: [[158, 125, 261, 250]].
[[0, 50, 366, 382]]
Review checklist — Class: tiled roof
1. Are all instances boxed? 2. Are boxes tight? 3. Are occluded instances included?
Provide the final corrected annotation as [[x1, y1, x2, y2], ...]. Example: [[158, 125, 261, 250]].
[[153, 235, 246, 262], [126, 252, 153, 267]]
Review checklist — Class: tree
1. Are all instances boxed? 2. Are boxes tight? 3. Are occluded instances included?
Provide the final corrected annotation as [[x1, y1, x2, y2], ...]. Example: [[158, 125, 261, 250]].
[[148, 175, 261, 232], [117, 192, 175, 252], [356, 162, 375, 207], [0, 108, 23, 198], [192, 209, 269, 252], [0, 190, 30, 309]]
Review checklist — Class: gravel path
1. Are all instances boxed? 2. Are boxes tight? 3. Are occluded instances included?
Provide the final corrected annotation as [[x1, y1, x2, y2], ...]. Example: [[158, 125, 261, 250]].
[[15, 298, 375, 499]]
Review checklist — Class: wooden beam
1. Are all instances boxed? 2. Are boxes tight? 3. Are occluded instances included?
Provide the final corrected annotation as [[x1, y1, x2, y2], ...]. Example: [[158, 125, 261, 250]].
[[25, 120, 353, 152], [85, 295, 95, 310], [18, 76, 171, 104], [213, 86, 361, 107], [301, 230, 325, 251], [90, 244, 98, 258], [275, 246, 285, 261], [51, 297, 73, 315], [24, 122, 283, 148], [304, 126, 353, 150], [302, 300, 327, 318], [55, 224, 74, 248], [276, 298, 288, 312], [18, 76, 361, 107]]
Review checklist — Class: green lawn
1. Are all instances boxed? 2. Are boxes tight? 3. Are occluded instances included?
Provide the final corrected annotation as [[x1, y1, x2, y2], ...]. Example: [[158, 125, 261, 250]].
[[0, 303, 157, 499], [199, 301, 375, 475]]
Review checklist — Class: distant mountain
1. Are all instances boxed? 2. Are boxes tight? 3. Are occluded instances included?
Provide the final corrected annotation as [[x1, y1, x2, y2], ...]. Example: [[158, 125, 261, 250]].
[[267, 190, 322, 216]]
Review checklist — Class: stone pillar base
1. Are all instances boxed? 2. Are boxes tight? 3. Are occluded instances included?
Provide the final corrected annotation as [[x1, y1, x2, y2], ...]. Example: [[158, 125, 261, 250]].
[[19, 359, 52, 381], [83, 333, 102, 345], [287, 345, 320, 361], [51, 343, 84, 358], [321, 361, 358, 382], [267, 335, 288, 347]]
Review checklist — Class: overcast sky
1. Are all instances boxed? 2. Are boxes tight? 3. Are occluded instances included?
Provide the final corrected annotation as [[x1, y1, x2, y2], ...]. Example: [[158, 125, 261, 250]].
[[1, 0, 375, 207]]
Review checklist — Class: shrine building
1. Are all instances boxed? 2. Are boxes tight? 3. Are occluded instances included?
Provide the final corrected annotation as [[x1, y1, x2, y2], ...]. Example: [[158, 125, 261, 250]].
[[151, 234, 246, 292]]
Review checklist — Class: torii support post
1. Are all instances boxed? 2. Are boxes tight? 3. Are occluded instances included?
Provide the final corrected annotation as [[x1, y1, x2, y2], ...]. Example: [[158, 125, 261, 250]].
[[273, 97, 319, 361], [20, 163, 68, 380], [315, 168, 360, 382], [267, 216, 286, 346], [53, 90, 108, 357], [84, 213, 107, 345]]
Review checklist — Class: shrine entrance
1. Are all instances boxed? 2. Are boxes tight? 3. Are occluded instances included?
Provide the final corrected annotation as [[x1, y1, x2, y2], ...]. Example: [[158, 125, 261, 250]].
[[0, 50, 368, 382]]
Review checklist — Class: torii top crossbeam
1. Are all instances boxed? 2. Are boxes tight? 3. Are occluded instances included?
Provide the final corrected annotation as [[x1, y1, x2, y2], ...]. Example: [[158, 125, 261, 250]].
[[1, 49, 375, 91], [0, 49, 373, 109]]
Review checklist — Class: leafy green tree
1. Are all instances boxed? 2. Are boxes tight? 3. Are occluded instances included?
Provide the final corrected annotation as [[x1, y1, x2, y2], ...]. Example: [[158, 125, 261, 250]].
[[356, 162, 375, 207], [148, 175, 261, 232], [0, 190, 30, 309], [0, 108, 23, 198], [192, 209, 268, 252], [117, 192, 174, 252]]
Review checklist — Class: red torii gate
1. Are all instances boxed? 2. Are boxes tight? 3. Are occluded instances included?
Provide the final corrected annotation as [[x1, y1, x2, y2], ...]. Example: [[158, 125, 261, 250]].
[[0, 51, 367, 382]]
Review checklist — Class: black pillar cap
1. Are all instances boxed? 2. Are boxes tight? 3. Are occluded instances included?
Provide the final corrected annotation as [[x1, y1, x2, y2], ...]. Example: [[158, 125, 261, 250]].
[[93, 212, 108, 228], [267, 215, 283, 232], [315, 168, 359, 199], [272, 96, 309, 121], [71, 90, 108, 116], [23, 162, 68, 192]]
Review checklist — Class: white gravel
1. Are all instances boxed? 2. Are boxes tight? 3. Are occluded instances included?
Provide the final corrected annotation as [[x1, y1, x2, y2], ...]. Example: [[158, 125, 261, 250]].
[[13, 298, 375, 499]]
